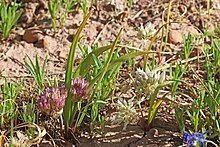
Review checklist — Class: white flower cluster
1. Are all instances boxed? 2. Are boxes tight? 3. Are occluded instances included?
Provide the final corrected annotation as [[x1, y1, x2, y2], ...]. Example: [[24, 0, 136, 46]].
[[134, 68, 166, 95], [112, 97, 139, 130], [137, 22, 157, 39], [111, 68, 166, 130]]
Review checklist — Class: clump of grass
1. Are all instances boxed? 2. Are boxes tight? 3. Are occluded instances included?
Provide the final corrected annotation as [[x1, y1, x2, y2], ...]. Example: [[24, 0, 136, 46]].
[[24, 55, 48, 94], [48, 0, 62, 31], [0, 0, 23, 38], [60, 0, 77, 27]]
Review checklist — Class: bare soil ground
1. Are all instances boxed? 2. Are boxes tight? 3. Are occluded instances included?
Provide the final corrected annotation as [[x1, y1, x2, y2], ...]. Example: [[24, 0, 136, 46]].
[[0, 0, 220, 146]]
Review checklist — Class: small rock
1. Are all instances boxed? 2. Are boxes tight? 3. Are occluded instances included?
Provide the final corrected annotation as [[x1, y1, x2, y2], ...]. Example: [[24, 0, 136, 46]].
[[149, 128, 159, 137], [168, 30, 183, 45], [42, 36, 57, 52], [23, 27, 44, 43]]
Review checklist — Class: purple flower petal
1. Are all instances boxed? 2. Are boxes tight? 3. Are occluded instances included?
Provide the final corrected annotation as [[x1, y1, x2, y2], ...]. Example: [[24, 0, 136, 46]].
[[184, 132, 192, 142], [183, 129, 215, 147], [37, 86, 68, 115], [71, 78, 90, 102]]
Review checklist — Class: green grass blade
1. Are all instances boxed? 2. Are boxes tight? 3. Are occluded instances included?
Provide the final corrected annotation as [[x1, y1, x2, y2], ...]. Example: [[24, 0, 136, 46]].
[[163, 0, 172, 51], [77, 29, 123, 127], [88, 28, 123, 90], [41, 55, 48, 83], [25, 56, 37, 77], [175, 107, 185, 132], [64, 9, 93, 88], [147, 81, 171, 127], [73, 44, 112, 77], [12, 10, 22, 26]]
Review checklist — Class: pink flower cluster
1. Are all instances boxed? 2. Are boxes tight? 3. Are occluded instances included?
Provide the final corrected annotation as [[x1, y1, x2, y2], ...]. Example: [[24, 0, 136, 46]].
[[37, 86, 68, 115], [37, 78, 91, 115], [71, 78, 89, 102]]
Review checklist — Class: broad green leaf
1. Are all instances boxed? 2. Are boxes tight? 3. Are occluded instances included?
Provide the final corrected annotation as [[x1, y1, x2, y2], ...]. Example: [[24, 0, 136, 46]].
[[148, 99, 163, 126]]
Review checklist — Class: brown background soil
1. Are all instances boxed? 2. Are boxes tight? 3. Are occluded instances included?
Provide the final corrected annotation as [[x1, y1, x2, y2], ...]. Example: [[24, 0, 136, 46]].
[[1, 0, 220, 146]]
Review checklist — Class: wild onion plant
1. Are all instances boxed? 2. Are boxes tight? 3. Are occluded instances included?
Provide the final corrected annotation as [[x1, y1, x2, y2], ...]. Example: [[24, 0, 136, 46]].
[[136, 67, 169, 129], [60, 7, 168, 137], [112, 64, 169, 130], [137, 22, 157, 39], [0, 79, 20, 128], [0, 0, 23, 38], [63, 26, 122, 137], [37, 86, 68, 115]]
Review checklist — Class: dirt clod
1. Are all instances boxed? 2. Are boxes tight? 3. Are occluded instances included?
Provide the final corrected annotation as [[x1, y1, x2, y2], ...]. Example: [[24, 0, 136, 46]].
[[23, 27, 44, 43], [168, 30, 183, 45]]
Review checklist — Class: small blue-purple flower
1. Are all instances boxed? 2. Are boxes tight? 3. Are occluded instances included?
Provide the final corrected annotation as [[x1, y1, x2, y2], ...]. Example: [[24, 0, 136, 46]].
[[37, 86, 68, 115], [71, 78, 90, 102], [184, 129, 215, 147]]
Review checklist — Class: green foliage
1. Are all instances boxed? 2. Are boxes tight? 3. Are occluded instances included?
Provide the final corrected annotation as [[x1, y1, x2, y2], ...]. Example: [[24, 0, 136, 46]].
[[0, 0, 23, 38], [174, 36, 220, 144], [182, 33, 198, 61], [175, 106, 185, 133], [21, 98, 36, 137], [0, 79, 22, 128], [48, 0, 62, 31], [169, 63, 185, 100], [60, 0, 77, 26], [214, 23, 220, 36], [80, 0, 94, 17], [25, 55, 48, 94], [63, 9, 93, 137], [77, 30, 122, 133], [21, 98, 36, 124], [147, 81, 170, 128]]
